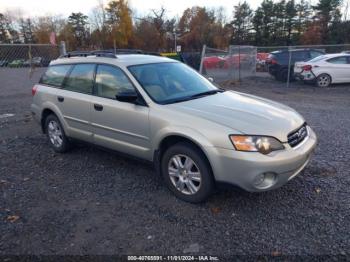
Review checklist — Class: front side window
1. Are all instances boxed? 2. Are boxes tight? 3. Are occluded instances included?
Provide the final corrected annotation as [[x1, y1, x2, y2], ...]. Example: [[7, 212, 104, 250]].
[[40, 65, 72, 87], [128, 62, 219, 104], [327, 57, 348, 64], [63, 64, 95, 94], [95, 65, 135, 99]]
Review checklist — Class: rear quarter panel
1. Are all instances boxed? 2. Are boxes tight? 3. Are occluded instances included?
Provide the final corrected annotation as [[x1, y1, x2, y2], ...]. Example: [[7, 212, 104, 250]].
[[32, 84, 69, 134]]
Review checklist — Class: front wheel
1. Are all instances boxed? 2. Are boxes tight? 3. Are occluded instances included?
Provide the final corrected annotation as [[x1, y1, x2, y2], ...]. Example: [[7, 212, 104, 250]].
[[161, 143, 214, 203], [316, 74, 332, 87]]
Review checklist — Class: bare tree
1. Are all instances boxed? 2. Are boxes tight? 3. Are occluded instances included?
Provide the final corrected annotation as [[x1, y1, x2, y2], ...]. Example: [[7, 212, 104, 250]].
[[151, 7, 167, 50], [90, 0, 106, 31]]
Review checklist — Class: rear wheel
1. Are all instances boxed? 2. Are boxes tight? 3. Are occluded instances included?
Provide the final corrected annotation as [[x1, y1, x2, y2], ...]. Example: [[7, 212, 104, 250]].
[[45, 114, 71, 153], [316, 74, 331, 87], [277, 68, 290, 82], [161, 142, 214, 203]]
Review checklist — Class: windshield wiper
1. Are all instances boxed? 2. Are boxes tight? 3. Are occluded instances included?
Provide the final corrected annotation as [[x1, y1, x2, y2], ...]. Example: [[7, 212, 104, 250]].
[[161, 89, 225, 105], [189, 89, 224, 99]]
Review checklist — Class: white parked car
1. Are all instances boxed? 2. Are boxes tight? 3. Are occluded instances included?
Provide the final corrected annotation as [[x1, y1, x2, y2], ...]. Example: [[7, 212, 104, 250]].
[[294, 53, 350, 87]]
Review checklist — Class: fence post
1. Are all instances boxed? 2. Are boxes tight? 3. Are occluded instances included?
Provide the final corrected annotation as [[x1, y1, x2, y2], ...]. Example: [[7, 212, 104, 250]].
[[28, 44, 33, 78], [287, 45, 292, 88], [228, 45, 233, 81], [59, 41, 67, 56], [199, 44, 206, 74], [238, 45, 241, 84], [28, 44, 32, 64]]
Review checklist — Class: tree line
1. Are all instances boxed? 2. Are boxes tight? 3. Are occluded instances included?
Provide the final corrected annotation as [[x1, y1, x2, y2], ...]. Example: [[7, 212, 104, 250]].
[[0, 0, 349, 51]]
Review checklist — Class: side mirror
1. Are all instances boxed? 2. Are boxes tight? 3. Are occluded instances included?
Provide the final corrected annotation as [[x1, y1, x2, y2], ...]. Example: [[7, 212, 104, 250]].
[[116, 90, 139, 104], [208, 77, 214, 82]]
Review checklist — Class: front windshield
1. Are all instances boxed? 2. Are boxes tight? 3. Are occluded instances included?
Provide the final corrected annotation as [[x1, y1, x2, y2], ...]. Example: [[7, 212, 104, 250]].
[[128, 62, 219, 104]]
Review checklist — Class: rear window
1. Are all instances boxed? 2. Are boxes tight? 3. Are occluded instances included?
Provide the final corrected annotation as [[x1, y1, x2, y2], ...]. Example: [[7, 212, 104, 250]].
[[308, 55, 326, 63], [310, 50, 324, 59], [40, 65, 72, 87], [292, 51, 308, 61]]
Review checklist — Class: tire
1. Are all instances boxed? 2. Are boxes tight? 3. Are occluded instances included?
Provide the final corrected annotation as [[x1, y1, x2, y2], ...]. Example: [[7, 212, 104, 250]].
[[278, 69, 289, 82], [44, 114, 71, 153], [161, 142, 214, 203], [316, 73, 332, 87]]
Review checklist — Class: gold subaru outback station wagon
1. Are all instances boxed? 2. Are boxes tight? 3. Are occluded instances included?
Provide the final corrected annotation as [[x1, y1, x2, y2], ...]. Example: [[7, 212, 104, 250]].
[[31, 51, 317, 203]]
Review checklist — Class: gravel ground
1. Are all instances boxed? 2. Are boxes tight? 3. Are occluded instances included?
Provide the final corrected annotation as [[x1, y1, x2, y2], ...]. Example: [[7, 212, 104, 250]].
[[1, 68, 350, 258]]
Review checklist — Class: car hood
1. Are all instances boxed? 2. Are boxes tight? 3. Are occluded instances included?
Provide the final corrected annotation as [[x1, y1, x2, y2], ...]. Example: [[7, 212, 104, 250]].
[[168, 91, 304, 142]]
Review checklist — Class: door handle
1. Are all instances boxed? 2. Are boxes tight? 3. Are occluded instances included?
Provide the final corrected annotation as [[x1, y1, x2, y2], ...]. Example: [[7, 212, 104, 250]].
[[94, 104, 103, 111], [57, 96, 64, 102]]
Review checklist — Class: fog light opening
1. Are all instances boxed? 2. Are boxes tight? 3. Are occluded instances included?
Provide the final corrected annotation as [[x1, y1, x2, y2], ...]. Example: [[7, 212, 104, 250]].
[[253, 172, 277, 190]]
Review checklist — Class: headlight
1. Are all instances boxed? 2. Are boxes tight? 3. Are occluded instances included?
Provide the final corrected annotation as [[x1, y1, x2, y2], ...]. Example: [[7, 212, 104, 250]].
[[229, 135, 284, 154]]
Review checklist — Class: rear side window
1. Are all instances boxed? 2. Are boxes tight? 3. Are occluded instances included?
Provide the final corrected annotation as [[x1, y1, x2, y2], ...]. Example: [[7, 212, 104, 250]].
[[327, 56, 348, 64], [40, 65, 71, 87], [63, 64, 95, 94]]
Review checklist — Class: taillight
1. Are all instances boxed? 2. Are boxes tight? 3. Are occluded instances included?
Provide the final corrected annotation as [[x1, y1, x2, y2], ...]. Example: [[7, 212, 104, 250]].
[[302, 65, 312, 71], [267, 58, 278, 64], [32, 85, 38, 96]]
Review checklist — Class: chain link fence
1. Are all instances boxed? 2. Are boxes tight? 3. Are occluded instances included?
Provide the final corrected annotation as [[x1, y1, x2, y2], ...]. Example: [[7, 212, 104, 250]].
[[257, 44, 350, 87], [199, 45, 257, 84], [200, 44, 350, 88], [0, 44, 60, 69]]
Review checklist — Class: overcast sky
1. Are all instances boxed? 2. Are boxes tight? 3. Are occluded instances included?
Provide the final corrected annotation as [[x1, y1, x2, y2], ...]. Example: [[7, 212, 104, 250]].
[[0, 0, 264, 20]]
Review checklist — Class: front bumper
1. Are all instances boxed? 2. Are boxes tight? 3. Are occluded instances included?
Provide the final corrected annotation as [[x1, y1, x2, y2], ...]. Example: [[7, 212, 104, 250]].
[[206, 126, 317, 192]]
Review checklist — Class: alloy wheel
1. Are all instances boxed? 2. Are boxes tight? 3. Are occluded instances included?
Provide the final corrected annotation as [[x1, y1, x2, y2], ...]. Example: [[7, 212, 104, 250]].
[[47, 120, 63, 147], [317, 75, 331, 87], [168, 154, 202, 195]]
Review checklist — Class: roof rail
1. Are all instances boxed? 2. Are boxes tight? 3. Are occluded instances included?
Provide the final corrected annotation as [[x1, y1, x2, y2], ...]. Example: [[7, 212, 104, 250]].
[[60, 51, 117, 58], [59, 49, 162, 59]]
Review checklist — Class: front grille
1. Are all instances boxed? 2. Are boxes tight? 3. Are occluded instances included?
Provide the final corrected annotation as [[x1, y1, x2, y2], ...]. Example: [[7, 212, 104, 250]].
[[288, 123, 308, 148]]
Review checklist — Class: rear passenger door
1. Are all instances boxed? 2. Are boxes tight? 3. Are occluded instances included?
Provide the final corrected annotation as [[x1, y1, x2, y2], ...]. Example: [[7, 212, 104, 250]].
[[90, 64, 151, 160], [39, 64, 72, 119], [56, 64, 95, 142]]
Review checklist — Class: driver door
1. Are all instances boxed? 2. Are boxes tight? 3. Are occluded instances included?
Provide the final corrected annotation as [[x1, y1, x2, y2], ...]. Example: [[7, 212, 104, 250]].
[[90, 64, 151, 160]]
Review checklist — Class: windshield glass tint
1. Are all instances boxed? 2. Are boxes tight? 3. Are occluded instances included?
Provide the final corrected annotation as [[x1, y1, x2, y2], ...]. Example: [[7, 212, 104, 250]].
[[128, 62, 218, 104]]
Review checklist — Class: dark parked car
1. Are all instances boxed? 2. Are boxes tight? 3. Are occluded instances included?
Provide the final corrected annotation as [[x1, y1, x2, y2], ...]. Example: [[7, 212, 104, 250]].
[[23, 57, 43, 67], [266, 49, 325, 81], [0, 60, 9, 67], [8, 59, 25, 68]]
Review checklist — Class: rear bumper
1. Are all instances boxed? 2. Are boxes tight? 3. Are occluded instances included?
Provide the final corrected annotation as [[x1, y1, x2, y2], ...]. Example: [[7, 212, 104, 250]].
[[206, 126, 317, 192], [267, 65, 278, 76], [294, 71, 316, 81], [31, 103, 41, 124]]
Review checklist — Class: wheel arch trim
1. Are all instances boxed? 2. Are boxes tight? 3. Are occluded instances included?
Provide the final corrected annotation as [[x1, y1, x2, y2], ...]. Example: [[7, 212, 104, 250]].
[[40, 102, 68, 134]]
